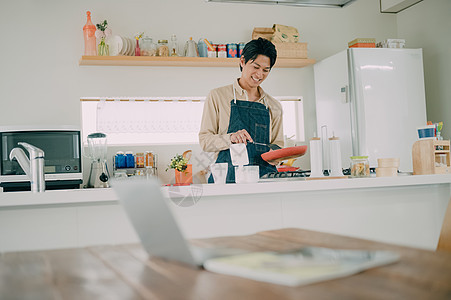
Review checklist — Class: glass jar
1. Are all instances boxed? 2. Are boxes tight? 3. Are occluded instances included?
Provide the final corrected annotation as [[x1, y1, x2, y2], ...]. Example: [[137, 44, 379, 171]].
[[350, 156, 370, 178], [136, 152, 145, 168], [157, 39, 169, 57], [140, 37, 157, 56]]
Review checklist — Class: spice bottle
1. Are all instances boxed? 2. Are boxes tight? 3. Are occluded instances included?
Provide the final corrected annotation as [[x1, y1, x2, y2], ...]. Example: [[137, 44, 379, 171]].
[[83, 11, 97, 56], [169, 34, 178, 57], [157, 40, 169, 57], [136, 152, 145, 168]]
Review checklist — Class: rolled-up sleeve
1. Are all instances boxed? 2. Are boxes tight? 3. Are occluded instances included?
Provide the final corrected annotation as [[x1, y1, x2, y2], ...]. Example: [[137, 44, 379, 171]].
[[198, 91, 231, 153]]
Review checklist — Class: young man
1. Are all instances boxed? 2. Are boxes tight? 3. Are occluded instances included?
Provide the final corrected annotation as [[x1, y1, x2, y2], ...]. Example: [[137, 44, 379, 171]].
[[199, 38, 284, 183]]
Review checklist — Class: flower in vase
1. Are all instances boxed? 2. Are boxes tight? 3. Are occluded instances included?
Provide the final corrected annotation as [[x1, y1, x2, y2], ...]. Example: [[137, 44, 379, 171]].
[[166, 154, 188, 173], [96, 20, 110, 56]]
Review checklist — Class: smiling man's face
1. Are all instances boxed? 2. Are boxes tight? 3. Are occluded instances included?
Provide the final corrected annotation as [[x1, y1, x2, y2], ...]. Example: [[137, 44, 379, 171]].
[[239, 54, 271, 90]]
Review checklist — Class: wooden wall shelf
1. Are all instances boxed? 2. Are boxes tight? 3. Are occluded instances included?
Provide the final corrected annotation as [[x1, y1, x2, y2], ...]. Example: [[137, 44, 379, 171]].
[[79, 56, 316, 68]]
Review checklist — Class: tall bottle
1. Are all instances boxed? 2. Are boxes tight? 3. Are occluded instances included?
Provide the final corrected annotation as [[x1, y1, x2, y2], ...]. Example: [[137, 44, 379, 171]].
[[169, 34, 178, 57], [83, 11, 97, 56]]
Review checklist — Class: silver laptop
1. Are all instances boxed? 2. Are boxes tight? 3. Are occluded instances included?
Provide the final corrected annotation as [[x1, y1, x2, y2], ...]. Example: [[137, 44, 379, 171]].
[[112, 178, 244, 267]]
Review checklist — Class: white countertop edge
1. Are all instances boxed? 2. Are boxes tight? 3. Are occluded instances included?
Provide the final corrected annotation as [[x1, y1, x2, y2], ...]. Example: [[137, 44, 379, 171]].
[[1, 174, 450, 208]]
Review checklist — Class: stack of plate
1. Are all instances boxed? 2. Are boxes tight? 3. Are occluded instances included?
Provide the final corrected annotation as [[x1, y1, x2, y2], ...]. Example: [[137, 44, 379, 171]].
[[107, 35, 136, 56]]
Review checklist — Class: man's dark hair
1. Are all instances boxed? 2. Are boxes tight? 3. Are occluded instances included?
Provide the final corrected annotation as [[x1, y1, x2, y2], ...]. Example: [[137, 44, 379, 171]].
[[240, 37, 277, 71]]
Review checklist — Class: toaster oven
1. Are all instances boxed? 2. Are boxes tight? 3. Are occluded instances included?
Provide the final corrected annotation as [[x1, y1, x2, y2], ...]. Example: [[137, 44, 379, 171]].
[[0, 126, 83, 192]]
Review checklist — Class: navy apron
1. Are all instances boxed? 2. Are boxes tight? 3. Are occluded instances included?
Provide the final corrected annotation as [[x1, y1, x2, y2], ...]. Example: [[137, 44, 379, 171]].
[[208, 88, 277, 183]]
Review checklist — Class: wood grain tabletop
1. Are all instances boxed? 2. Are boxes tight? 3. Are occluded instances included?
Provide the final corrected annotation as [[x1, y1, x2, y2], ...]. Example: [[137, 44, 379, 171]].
[[1, 228, 450, 300]]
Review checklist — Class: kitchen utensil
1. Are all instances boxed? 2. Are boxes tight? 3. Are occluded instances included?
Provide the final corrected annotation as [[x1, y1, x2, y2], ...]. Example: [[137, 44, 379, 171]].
[[210, 163, 228, 184], [184, 37, 199, 57], [261, 145, 307, 165], [86, 132, 109, 188]]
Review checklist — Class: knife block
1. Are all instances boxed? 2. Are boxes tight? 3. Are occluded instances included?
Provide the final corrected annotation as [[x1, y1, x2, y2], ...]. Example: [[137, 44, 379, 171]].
[[412, 140, 450, 175]]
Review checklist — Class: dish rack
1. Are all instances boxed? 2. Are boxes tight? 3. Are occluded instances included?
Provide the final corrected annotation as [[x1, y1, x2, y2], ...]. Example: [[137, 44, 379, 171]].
[[412, 139, 450, 175]]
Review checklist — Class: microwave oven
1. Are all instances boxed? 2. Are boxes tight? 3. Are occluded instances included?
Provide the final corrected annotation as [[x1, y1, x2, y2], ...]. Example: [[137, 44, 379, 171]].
[[0, 126, 83, 192]]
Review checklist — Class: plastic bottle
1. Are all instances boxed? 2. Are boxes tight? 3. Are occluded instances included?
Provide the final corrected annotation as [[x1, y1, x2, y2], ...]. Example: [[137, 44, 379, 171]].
[[83, 11, 97, 56], [169, 34, 178, 57]]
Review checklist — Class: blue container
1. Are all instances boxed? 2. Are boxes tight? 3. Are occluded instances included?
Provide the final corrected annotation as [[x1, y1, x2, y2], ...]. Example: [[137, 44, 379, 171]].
[[417, 126, 435, 139], [238, 42, 245, 57], [198, 39, 208, 57], [125, 151, 135, 168], [115, 152, 126, 168], [227, 43, 237, 58]]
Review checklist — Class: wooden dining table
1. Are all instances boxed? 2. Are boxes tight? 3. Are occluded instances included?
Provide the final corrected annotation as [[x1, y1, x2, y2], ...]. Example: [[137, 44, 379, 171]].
[[1, 228, 451, 300]]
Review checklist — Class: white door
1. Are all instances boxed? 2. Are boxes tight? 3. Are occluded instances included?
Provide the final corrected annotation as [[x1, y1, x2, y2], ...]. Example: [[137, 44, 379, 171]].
[[314, 50, 353, 170], [349, 48, 427, 172]]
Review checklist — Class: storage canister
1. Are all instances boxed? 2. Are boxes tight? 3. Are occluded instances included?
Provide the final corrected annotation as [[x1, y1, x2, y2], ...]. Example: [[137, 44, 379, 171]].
[[157, 40, 169, 57], [139, 37, 157, 56], [125, 151, 135, 168], [115, 151, 126, 168], [350, 156, 370, 177]]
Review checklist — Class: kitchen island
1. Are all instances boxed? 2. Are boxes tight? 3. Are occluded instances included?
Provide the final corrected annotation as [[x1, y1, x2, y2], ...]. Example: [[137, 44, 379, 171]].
[[0, 174, 450, 252]]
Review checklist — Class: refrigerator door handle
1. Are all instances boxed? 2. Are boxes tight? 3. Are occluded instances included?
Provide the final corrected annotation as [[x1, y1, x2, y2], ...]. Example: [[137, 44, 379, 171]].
[[340, 86, 349, 103], [347, 49, 360, 157]]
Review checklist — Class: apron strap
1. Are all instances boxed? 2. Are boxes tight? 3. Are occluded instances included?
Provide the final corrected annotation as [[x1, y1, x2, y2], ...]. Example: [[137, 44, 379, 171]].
[[233, 83, 268, 109]]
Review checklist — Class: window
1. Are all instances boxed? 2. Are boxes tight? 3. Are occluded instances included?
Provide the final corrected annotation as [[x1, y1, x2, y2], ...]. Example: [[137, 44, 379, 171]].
[[80, 97, 304, 145]]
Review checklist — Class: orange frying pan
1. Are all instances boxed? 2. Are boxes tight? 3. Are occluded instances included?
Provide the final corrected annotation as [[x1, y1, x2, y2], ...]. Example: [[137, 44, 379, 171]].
[[261, 145, 308, 164]]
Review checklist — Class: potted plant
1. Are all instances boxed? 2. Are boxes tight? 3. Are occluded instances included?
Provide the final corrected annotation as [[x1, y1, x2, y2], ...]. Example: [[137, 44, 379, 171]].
[[167, 153, 193, 185]]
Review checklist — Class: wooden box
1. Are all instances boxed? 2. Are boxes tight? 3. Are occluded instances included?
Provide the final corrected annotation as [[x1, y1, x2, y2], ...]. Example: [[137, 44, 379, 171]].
[[412, 140, 450, 175]]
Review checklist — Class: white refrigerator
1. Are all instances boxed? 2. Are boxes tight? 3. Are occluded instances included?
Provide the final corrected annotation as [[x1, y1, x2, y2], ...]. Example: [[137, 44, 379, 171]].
[[314, 48, 427, 172]]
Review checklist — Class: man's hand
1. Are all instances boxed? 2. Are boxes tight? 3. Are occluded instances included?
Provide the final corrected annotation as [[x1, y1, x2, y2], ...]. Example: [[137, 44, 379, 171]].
[[230, 129, 253, 144]]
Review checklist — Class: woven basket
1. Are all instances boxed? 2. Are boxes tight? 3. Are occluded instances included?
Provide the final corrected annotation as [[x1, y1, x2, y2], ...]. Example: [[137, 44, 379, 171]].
[[274, 42, 308, 58]]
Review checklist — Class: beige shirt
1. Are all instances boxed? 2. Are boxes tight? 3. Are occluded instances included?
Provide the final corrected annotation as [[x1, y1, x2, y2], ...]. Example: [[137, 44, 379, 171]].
[[199, 79, 284, 156]]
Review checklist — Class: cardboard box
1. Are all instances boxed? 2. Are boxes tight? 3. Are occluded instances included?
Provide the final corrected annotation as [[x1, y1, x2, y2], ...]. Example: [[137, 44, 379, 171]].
[[252, 27, 274, 41], [349, 43, 376, 48], [348, 38, 376, 47]]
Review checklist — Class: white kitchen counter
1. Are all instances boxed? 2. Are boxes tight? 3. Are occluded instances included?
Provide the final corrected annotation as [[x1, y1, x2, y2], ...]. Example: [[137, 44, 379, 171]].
[[1, 174, 450, 207], [1, 174, 450, 253]]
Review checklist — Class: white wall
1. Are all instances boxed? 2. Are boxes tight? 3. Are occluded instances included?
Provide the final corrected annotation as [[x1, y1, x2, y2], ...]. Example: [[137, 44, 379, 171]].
[[0, 0, 398, 174], [396, 0, 451, 139]]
